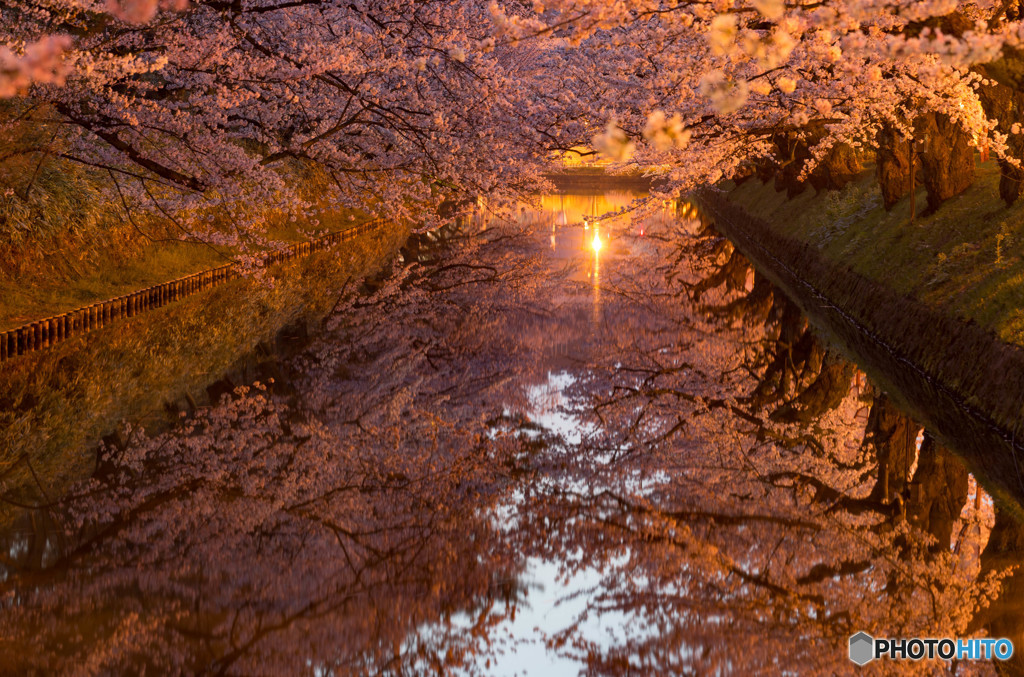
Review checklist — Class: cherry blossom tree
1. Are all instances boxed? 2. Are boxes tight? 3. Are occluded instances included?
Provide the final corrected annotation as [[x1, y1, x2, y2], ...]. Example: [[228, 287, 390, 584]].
[[505, 1, 1024, 206], [0, 0, 573, 254]]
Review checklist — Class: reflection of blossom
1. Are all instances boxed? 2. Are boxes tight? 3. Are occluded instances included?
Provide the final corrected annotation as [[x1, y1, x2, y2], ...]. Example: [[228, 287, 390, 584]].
[[105, 0, 188, 24], [753, 0, 785, 20], [448, 45, 467, 62], [776, 75, 798, 93], [749, 79, 772, 96], [0, 201, 1013, 675]]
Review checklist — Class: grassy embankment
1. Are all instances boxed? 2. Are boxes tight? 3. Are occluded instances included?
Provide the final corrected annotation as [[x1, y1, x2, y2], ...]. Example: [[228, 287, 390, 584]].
[[0, 190, 410, 510], [727, 159, 1024, 347], [0, 103, 416, 512]]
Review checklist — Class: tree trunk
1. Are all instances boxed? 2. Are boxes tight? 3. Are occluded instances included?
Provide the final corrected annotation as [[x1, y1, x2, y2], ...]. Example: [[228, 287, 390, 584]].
[[808, 142, 863, 193], [914, 112, 975, 214], [865, 394, 919, 503], [969, 506, 1024, 675], [875, 124, 916, 210], [976, 65, 1024, 205], [773, 126, 861, 197], [772, 131, 813, 198], [904, 433, 969, 552]]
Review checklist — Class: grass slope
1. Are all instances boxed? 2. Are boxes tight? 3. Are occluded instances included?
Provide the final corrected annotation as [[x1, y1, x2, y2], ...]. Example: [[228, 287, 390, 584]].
[[0, 220, 410, 511], [728, 160, 1024, 347]]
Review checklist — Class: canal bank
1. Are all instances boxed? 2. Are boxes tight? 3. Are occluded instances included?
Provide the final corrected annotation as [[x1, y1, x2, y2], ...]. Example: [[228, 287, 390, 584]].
[[0, 218, 411, 513], [697, 186, 1024, 516]]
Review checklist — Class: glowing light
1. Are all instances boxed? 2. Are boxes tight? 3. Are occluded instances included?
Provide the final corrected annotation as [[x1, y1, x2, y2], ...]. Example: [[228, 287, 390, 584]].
[[592, 231, 602, 253]]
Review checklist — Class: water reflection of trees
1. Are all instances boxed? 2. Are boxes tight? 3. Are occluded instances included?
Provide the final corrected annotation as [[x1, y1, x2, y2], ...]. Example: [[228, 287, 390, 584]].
[[514, 214, 1014, 675], [1, 206, 1023, 675], [0, 222, 554, 674]]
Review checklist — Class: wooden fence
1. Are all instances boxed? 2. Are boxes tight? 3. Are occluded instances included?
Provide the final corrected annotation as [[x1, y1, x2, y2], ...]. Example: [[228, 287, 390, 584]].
[[0, 217, 388, 364]]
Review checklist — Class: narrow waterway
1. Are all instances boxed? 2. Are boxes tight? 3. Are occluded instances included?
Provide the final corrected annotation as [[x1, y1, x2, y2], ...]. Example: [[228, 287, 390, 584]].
[[1, 189, 1021, 675]]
